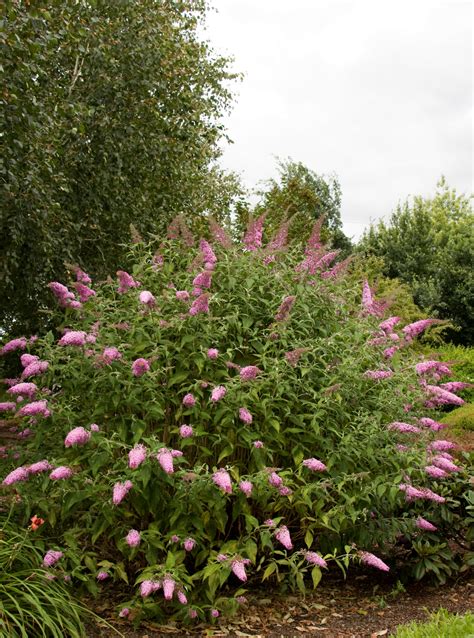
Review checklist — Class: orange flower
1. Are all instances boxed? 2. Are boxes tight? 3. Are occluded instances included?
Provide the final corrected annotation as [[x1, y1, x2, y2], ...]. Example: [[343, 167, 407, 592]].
[[30, 515, 45, 531]]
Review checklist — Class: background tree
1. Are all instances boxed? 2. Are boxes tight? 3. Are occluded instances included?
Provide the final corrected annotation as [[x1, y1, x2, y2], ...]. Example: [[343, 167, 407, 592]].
[[359, 178, 473, 344], [1, 0, 241, 335], [236, 159, 351, 253]]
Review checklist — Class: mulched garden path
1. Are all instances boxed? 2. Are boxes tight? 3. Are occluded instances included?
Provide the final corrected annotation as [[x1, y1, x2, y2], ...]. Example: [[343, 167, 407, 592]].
[[88, 571, 474, 638]]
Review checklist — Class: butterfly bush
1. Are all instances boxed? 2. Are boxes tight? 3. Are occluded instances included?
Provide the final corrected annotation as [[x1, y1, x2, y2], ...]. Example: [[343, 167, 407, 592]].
[[1, 216, 472, 623]]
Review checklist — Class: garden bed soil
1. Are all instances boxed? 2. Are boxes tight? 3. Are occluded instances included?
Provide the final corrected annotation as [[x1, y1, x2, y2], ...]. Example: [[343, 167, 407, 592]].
[[88, 571, 473, 638]]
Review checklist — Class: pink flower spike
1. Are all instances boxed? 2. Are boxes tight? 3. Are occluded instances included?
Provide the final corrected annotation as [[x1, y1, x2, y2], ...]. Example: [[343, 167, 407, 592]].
[[0, 401, 18, 413], [125, 529, 141, 547], [117, 270, 140, 294], [239, 480, 253, 497], [207, 348, 219, 360], [177, 590, 188, 605], [162, 576, 176, 601], [119, 608, 130, 618], [8, 382, 37, 399], [176, 290, 190, 301], [27, 460, 52, 475], [179, 424, 193, 438], [183, 537, 196, 552], [128, 444, 147, 469], [425, 465, 448, 479], [231, 559, 249, 582], [112, 480, 133, 505], [212, 469, 232, 493], [189, 292, 209, 315], [1, 337, 28, 355], [97, 571, 109, 581], [302, 458, 327, 472], [49, 466, 73, 481], [239, 408, 253, 424], [3, 466, 29, 485], [428, 440, 456, 452], [359, 551, 390, 572], [139, 290, 156, 307], [90, 423, 100, 432], [64, 426, 91, 448], [182, 393, 196, 408], [211, 385, 226, 402], [268, 471, 283, 488], [58, 331, 87, 347], [131, 358, 150, 377], [43, 550, 63, 567], [17, 400, 50, 418], [275, 525, 293, 550], [239, 365, 261, 381], [304, 551, 327, 568], [211, 609, 220, 618], [253, 440, 263, 448], [216, 553, 228, 562], [140, 580, 155, 598], [102, 347, 122, 364], [416, 517, 437, 532]]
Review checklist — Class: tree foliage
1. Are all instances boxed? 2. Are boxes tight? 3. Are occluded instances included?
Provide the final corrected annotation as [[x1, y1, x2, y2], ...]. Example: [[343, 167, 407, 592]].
[[0, 0, 241, 335], [359, 179, 474, 344], [237, 160, 351, 253]]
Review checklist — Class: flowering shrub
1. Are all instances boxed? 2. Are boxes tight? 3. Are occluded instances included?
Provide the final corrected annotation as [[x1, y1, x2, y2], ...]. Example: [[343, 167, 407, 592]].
[[1, 218, 472, 623]]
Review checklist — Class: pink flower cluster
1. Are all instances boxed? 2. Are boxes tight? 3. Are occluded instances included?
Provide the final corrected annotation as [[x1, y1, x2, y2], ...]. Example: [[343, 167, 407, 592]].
[[21, 356, 49, 379], [8, 382, 37, 399], [17, 400, 50, 418], [212, 469, 232, 493], [199, 239, 217, 266], [240, 365, 260, 381], [285, 348, 307, 367], [189, 292, 209, 315], [117, 270, 140, 294], [50, 466, 73, 480], [302, 458, 327, 472], [304, 551, 327, 568], [399, 483, 445, 503], [207, 348, 219, 360], [243, 213, 266, 251], [179, 424, 193, 438], [424, 384, 464, 407], [48, 282, 81, 309], [211, 386, 226, 402], [275, 296, 296, 322], [364, 370, 393, 380], [74, 282, 96, 303], [43, 550, 63, 567], [239, 407, 253, 424], [139, 290, 156, 307], [239, 480, 253, 497], [1, 337, 28, 356], [275, 525, 293, 550], [182, 393, 196, 408], [126, 529, 141, 547], [113, 480, 133, 505], [403, 319, 436, 341], [157, 448, 183, 474], [359, 551, 389, 572], [101, 347, 122, 365], [64, 426, 91, 447], [176, 290, 190, 301], [416, 517, 437, 532], [387, 422, 421, 434], [231, 558, 251, 581], [415, 360, 452, 378], [129, 444, 147, 469], [132, 358, 150, 377]]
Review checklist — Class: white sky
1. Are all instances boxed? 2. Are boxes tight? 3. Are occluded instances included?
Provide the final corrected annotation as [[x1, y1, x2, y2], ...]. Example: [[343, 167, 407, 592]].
[[204, 0, 473, 240]]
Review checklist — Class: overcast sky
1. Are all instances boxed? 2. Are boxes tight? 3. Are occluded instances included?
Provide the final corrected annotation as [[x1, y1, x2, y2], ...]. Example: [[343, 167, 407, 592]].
[[204, 1, 473, 240]]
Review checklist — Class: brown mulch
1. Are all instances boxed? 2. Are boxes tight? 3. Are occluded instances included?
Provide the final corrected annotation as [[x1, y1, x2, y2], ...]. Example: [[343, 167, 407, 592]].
[[88, 572, 474, 638]]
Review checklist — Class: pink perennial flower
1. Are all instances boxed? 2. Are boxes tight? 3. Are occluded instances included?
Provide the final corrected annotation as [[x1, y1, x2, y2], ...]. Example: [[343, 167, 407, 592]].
[[364, 370, 393, 380], [117, 270, 140, 293], [428, 440, 456, 452], [179, 424, 193, 438], [231, 559, 251, 582], [253, 440, 264, 448], [275, 525, 293, 550], [275, 296, 296, 322], [440, 381, 473, 393], [90, 423, 100, 432], [73, 267, 92, 284], [379, 316, 401, 333], [279, 486, 293, 496], [302, 458, 327, 472], [101, 347, 122, 364], [388, 422, 421, 434], [49, 466, 73, 480], [8, 382, 37, 399], [425, 384, 464, 407], [139, 290, 156, 307], [126, 529, 141, 547], [21, 360, 49, 379], [1, 337, 28, 355], [207, 348, 219, 359], [243, 213, 266, 251], [239, 408, 253, 424], [2, 466, 29, 485], [182, 393, 196, 408], [177, 590, 188, 605], [216, 553, 228, 562], [131, 358, 150, 377], [211, 385, 226, 402], [43, 550, 63, 567], [240, 365, 260, 381], [48, 282, 76, 307], [359, 551, 389, 572], [128, 444, 147, 469], [211, 609, 220, 618], [193, 271, 212, 289], [183, 538, 196, 552], [162, 576, 176, 601], [239, 480, 253, 497], [416, 517, 438, 532], [21, 354, 39, 368], [112, 480, 133, 505], [403, 319, 437, 341], [140, 580, 160, 597], [425, 465, 448, 479], [383, 346, 398, 359], [58, 331, 87, 347], [119, 608, 130, 618], [27, 460, 52, 475], [304, 551, 327, 568], [418, 417, 446, 432], [74, 282, 96, 303], [17, 400, 50, 418], [212, 469, 232, 493], [268, 471, 283, 488], [189, 292, 209, 315], [97, 571, 109, 581], [64, 426, 91, 448], [199, 239, 217, 265], [285, 348, 307, 367], [157, 448, 175, 474], [0, 402, 16, 412], [176, 290, 190, 301], [415, 360, 452, 377], [431, 456, 460, 473]]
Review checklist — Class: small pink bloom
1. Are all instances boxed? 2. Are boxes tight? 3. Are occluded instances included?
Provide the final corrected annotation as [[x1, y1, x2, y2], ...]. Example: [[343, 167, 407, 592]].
[[125, 529, 141, 547], [43, 550, 63, 567], [216, 553, 228, 562], [17, 399, 50, 418], [189, 292, 209, 315], [27, 460, 52, 475], [128, 444, 147, 469], [364, 370, 393, 380], [131, 358, 150, 377], [58, 331, 87, 347], [416, 517, 437, 532], [97, 571, 109, 581], [157, 448, 175, 474], [304, 551, 327, 568], [101, 347, 122, 364], [268, 471, 283, 488], [182, 393, 196, 408], [171, 535, 180, 543], [207, 348, 219, 359], [8, 382, 37, 398], [162, 576, 175, 601], [177, 590, 188, 605], [117, 270, 140, 294], [240, 365, 260, 381], [211, 609, 220, 618], [2, 466, 29, 485], [50, 466, 73, 480], [21, 360, 49, 379], [253, 440, 263, 448], [231, 559, 250, 582], [90, 423, 100, 432], [119, 608, 130, 618], [183, 537, 196, 552], [275, 525, 293, 550], [359, 551, 389, 572], [139, 290, 156, 307], [425, 465, 448, 478], [264, 519, 275, 527], [212, 469, 232, 493], [239, 408, 253, 424], [239, 480, 253, 497], [428, 440, 456, 452], [0, 337, 28, 355], [112, 480, 133, 505], [179, 424, 193, 438], [189, 609, 198, 619], [211, 385, 226, 402], [279, 486, 293, 496], [176, 290, 190, 301], [0, 402, 16, 412], [64, 426, 91, 447], [302, 458, 327, 472]]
